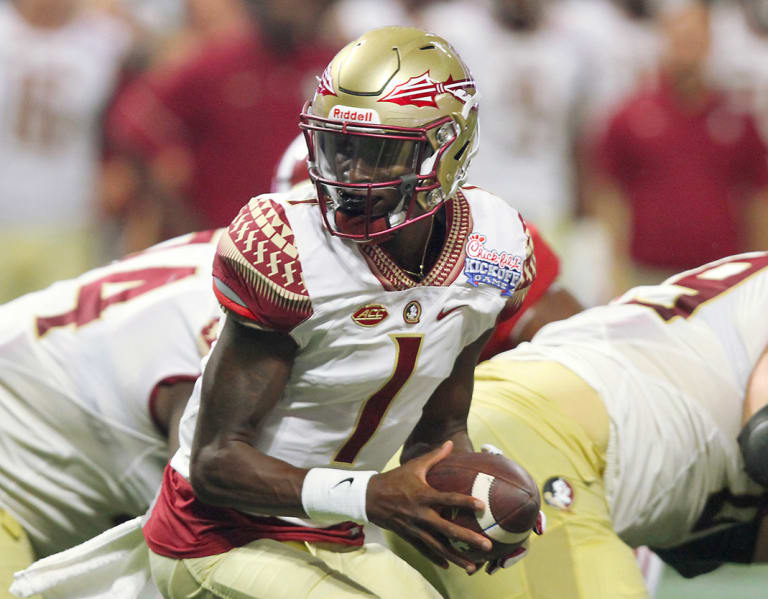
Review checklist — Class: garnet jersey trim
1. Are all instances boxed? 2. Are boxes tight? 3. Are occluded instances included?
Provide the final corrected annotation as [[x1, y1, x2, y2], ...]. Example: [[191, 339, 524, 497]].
[[360, 191, 472, 290], [143, 466, 364, 559], [213, 197, 313, 331]]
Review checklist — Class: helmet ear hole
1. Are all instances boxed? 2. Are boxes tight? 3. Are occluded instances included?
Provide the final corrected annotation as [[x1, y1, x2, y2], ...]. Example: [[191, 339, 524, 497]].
[[453, 141, 469, 161]]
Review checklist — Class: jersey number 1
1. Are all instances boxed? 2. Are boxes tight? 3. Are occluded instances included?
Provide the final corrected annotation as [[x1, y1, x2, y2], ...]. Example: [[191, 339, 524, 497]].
[[334, 335, 424, 464]]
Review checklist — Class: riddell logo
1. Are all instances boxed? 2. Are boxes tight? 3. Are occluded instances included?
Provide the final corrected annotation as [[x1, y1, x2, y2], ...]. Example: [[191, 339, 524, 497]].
[[330, 105, 380, 124]]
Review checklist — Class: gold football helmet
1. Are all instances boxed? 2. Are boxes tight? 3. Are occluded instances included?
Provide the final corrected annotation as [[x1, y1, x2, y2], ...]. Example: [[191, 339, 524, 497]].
[[299, 26, 479, 241]]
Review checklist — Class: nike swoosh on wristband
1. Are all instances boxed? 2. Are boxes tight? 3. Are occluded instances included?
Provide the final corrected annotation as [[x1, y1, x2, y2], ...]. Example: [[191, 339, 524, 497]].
[[437, 305, 468, 321], [333, 477, 354, 488]]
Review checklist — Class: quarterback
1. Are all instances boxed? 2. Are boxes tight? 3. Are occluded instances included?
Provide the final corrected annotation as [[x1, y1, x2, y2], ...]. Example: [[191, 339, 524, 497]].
[[391, 252, 768, 598], [0, 230, 223, 597], [139, 26, 538, 599]]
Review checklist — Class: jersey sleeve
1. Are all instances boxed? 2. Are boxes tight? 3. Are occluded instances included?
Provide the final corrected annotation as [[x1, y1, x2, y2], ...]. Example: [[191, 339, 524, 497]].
[[212, 196, 313, 332], [482, 223, 559, 360], [502, 216, 537, 313]]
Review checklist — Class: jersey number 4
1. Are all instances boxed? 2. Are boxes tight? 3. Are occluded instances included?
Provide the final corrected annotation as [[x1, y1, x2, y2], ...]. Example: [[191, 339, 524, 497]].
[[624, 254, 768, 321], [36, 267, 198, 336]]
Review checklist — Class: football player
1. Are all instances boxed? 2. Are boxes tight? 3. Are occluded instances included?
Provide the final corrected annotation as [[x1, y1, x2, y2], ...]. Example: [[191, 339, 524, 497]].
[[136, 26, 540, 599], [0, 230, 223, 598], [389, 252, 768, 598]]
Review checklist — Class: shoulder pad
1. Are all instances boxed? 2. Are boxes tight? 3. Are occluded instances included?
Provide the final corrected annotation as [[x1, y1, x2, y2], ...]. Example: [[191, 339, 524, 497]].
[[213, 196, 312, 331]]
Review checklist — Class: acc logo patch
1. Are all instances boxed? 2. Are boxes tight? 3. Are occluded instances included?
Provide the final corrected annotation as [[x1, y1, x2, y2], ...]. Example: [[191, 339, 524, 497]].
[[542, 476, 574, 510], [464, 232, 522, 296], [352, 304, 388, 327], [403, 301, 421, 324]]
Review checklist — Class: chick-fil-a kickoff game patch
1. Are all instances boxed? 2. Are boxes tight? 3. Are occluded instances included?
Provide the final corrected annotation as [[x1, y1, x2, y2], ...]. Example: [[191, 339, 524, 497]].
[[464, 232, 522, 296]]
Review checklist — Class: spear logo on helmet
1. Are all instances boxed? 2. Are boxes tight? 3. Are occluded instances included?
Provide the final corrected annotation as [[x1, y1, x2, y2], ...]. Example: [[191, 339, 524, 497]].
[[316, 66, 337, 97], [379, 71, 475, 108]]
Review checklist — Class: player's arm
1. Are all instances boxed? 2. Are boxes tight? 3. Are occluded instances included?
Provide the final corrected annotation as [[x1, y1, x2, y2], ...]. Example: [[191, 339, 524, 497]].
[[738, 343, 768, 487], [400, 329, 494, 463], [511, 285, 583, 345], [188, 315, 306, 516], [151, 380, 196, 456], [361, 330, 494, 571]]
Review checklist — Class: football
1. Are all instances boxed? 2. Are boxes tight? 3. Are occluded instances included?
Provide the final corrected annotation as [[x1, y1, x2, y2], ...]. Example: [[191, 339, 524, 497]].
[[426, 451, 540, 562]]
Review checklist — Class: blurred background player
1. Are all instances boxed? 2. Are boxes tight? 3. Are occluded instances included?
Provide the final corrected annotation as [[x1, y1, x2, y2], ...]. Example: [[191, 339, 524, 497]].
[[553, 0, 661, 133], [0, 230, 223, 598], [709, 0, 768, 142], [103, 0, 337, 252], [590, 0, 768, 294], [390, 251, 768, 598], [0, 0, 133, 302]]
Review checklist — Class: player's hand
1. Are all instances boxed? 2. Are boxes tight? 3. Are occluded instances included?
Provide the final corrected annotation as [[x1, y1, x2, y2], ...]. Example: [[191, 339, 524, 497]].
[[482, 511, 546, 574], [477, 443, 546, 575], [366, 440, 491, 573]]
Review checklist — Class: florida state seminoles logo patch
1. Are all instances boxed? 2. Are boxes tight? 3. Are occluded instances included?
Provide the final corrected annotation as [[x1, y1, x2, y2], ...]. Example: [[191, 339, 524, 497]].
[[403, 301, 421, 324], [542, 476, 574, 510], [352, 304, 388, 327]]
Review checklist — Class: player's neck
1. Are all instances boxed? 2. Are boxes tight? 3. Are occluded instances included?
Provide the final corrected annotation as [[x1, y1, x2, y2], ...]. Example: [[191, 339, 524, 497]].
[[383, 209, 446, 281]]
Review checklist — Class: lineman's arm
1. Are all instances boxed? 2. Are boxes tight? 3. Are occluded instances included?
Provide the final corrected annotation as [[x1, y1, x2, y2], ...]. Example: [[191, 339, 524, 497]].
[[508, 285, 583, 347], [753, 516, 768, 563], [152, 380, 196, 456], [742, 343, 768, 426], [739, 343, 768, 487]]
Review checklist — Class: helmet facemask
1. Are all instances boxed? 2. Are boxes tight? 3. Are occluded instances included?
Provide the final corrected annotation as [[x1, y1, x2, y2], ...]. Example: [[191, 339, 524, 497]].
[[301, 110, 462, 242]]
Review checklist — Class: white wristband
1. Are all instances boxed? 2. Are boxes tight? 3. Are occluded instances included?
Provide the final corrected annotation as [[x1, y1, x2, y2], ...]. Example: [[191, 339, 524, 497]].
[[301, 468, 377, 524]]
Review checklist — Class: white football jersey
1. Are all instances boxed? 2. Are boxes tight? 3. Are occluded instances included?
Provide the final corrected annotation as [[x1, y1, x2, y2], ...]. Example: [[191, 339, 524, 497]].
[[0, 4, 130, 226], [494, 252, 768, 548], [171, 185, 533, 527], [0, 231, 221, 556]]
